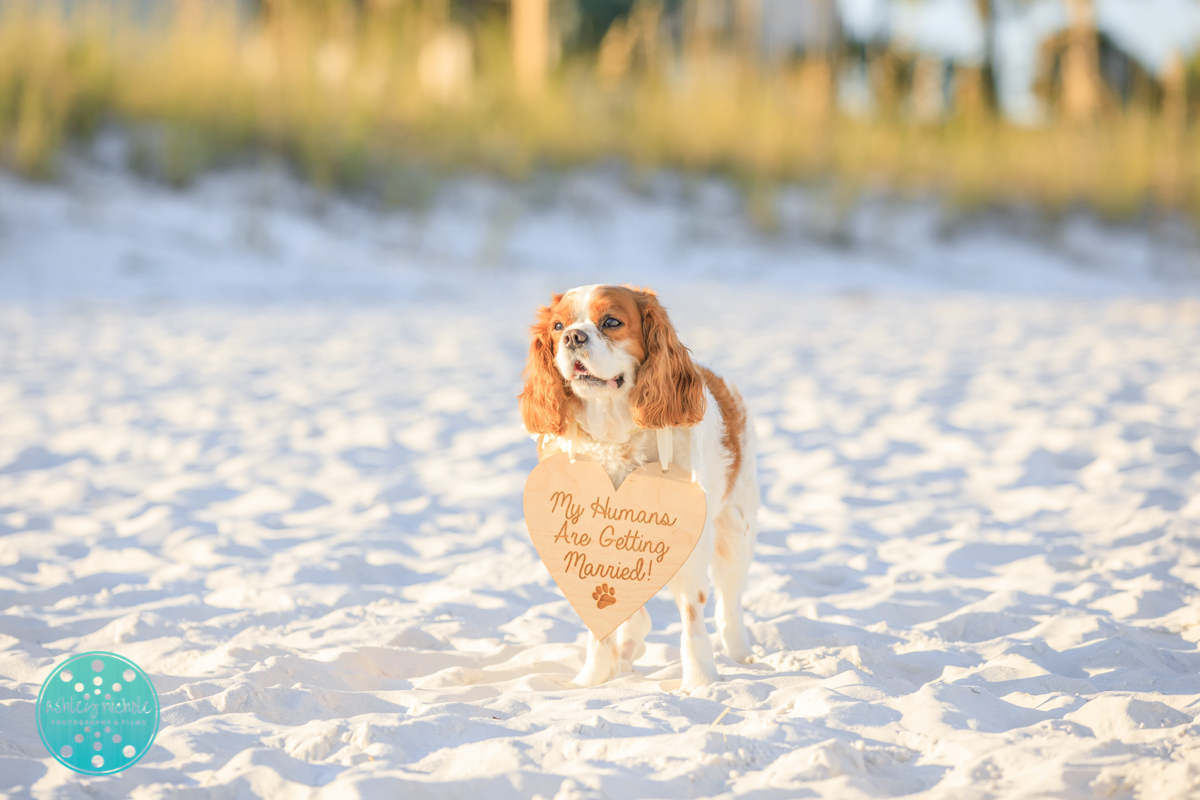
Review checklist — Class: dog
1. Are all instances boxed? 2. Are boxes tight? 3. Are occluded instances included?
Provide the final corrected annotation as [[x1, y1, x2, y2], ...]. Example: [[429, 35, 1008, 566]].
[[519, 284, 759, 692]]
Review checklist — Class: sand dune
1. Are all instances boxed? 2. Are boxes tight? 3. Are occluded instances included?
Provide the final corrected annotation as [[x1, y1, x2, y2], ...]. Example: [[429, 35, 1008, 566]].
[[1, 162, 1199, 798]]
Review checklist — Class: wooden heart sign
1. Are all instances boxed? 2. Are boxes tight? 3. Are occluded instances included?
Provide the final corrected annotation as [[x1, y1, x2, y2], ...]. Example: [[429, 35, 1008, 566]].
[[523, 453, 707, 641]]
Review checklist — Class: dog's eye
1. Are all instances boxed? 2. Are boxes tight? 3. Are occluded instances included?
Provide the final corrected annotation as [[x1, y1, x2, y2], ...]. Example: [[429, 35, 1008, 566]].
[[602, 317, 621, 328], [554, 322, 563, 331]]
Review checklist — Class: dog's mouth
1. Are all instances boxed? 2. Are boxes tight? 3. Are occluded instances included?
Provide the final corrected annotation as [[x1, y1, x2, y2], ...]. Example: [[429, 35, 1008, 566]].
[[573, 361, 625, 390]]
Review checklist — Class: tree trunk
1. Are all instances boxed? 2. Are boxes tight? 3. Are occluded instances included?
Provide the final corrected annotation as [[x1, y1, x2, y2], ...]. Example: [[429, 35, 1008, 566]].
[[1061, 0, 1101, 122], [513, 0, 549, 98], [1163, 51, 1187, 133], [973, 0, 996, 113]]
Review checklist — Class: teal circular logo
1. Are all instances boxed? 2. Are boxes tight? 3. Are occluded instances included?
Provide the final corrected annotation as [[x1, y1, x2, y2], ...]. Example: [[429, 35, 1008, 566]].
[[36, 652, 160, 775]]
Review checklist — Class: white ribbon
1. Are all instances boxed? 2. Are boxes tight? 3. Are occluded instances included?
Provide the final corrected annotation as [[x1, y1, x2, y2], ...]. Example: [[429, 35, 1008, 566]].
[[657, 427, 672, 473]]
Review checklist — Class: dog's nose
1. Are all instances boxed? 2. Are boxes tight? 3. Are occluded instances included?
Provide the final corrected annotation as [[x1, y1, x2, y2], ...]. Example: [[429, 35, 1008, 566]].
[[564, 329, 588, 347]]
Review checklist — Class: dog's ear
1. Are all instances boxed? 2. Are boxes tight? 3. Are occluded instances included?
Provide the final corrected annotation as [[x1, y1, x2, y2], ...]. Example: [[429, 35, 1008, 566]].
[[519, 294, 574, 435], [629, 289, 706, 429]]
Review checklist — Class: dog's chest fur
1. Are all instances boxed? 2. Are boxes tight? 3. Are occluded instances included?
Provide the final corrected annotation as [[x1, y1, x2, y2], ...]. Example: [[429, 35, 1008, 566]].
[[545, 425, 657, 490]]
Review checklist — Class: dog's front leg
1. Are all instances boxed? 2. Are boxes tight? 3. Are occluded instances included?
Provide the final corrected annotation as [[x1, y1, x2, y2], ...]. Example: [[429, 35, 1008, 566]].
[[670, 525, 719, 693], [617, 605, 651, 669], [572, 631, 621, 687]]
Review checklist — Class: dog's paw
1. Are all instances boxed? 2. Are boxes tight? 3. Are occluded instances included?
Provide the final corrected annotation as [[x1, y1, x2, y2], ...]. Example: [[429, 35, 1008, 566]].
[[591, 583, 616, 609], [676, 677, 720, 696], [571, 664, 619, 688], [677, 667, 720, 695]]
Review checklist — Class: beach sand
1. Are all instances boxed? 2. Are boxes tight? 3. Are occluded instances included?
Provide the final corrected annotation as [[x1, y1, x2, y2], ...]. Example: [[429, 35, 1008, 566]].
[[2, 162, 1199, 798]]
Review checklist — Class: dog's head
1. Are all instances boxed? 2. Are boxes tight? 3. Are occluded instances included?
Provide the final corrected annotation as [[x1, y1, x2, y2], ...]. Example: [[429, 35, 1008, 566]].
[[519, 285, 706, 435]]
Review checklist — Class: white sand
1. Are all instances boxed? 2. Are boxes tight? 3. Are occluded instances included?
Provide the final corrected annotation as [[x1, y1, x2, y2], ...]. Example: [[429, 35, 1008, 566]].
[[2, 160, 1200, 798]]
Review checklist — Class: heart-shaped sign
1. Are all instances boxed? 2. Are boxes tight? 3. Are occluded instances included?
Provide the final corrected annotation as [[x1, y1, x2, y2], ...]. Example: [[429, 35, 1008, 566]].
[[523, 453, 707, 640]]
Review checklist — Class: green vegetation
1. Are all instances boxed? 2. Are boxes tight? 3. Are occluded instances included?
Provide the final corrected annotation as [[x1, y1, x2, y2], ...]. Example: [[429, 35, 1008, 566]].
[[1, 0, 1197, 221]]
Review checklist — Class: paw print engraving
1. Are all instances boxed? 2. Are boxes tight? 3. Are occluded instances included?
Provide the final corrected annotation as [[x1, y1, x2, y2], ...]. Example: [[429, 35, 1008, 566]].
[[592, 583, 617, 609]]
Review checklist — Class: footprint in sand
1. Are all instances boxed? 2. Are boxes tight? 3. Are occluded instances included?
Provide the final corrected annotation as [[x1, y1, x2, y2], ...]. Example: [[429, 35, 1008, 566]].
[[592, 583, 616, 609]]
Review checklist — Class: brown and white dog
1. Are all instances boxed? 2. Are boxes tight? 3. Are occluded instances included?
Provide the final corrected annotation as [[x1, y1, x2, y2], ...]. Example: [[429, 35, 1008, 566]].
[[519, 284, 759, 692]]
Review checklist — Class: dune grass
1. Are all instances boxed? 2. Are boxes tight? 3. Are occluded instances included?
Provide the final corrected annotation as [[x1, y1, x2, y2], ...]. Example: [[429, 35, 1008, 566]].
[[1, 0, 1196, 222]]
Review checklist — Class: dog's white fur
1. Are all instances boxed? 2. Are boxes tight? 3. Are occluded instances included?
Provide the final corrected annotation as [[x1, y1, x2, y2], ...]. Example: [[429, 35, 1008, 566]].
[[519, 284, 759, 692]]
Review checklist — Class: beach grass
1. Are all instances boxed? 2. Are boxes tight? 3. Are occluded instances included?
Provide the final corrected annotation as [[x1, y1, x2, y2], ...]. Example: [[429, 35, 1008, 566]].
[[1, 0, 1196, 221]]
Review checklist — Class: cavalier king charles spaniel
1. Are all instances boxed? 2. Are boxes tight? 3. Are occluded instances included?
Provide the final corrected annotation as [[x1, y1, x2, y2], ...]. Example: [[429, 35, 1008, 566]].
[[519, 284, 759, 692]]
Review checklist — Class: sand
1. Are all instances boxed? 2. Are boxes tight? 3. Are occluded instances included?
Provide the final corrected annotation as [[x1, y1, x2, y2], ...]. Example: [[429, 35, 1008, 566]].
[[1, 159, 1200, 798]]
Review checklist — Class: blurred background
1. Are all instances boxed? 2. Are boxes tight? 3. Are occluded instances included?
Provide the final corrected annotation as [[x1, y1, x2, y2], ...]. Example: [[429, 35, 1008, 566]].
[[3, 0, 1200, 221]]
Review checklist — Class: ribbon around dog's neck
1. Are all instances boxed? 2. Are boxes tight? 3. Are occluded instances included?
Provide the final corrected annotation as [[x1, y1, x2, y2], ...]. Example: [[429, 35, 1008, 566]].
[[564, 418, 672, 472]]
